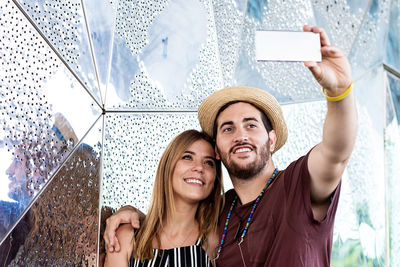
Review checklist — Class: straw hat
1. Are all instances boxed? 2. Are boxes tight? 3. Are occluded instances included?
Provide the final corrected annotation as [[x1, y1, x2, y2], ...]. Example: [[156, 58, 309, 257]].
[[198, 86, 288, 152], [52, 112, 78, 150]]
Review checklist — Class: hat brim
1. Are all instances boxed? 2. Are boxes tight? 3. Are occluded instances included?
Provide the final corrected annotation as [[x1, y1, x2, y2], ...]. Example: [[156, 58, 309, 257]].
[[198, 86, 288, 152]]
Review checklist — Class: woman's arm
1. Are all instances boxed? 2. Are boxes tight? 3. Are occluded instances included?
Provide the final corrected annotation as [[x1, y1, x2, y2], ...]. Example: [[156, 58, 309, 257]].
[[205, 230, 219, 261], [104, 224, 135, 267]]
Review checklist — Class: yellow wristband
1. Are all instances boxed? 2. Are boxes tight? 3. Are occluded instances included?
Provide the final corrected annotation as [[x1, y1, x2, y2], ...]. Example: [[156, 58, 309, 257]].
[[322, 81, 354, 102]]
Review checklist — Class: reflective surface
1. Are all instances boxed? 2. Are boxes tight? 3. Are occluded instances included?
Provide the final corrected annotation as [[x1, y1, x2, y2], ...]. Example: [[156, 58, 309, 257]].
[[0, 0, 399, 266], [0, 118, 102, 266], [349, 0, 391, 80], [106, 0, 223, 110], [14, 0, 102, 105], [386, 72, 400, 266], [0, 0, 101, 243], [232, 0, 321, 104], [385, 0, 400, 70]]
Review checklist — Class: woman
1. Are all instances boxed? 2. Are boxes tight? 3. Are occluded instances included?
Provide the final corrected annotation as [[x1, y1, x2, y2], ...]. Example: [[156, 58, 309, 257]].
[[104, 130, 223, 267]]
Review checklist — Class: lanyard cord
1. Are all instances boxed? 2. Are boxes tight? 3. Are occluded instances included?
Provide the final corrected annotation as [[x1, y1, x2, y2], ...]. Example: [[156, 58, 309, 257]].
[[215, 168, 278, 260]]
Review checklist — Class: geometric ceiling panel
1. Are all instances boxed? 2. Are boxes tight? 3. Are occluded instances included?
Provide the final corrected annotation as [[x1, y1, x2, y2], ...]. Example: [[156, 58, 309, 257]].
[[311, 0, 369, 56], [385, 0, 400, 71], [0, 117, 102, 266], [101, 113, 199, 212], [0, 0, 101, 243], [14, 0, 102, 105], [211, 0, 247, 86], [349, 0, 391, 80], [232, 0, 322, 104], [82, 0, 116, 103], [105, 0, 223, 110]]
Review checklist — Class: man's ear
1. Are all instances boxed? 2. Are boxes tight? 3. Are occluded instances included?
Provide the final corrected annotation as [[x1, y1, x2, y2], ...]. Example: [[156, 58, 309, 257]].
[[268, 130, 277, 153], [215, 146, 221, 160]]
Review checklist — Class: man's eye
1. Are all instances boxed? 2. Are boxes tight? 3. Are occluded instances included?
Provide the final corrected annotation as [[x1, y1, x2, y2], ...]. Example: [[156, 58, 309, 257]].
[[248, 124, 256, 128], [182, 155, 192, 160], [223, 127, 232, 132]]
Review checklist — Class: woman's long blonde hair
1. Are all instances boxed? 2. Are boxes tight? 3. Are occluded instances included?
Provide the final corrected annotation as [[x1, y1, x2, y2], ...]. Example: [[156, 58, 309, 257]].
[[134, 130, 223, 260]]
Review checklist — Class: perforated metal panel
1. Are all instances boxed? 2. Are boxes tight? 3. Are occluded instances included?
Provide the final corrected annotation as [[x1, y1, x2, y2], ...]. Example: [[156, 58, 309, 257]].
[[102, 113, 199, 211], [4, 119, 102, 266], [0, 0, 101, 243], [14, 0, 102, 104]]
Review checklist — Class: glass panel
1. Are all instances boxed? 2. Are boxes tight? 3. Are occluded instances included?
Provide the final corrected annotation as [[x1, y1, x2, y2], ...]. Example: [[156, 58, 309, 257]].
[[212, 0, 248, 86], [311, 0, 369, 56], [384, 0, 400, 71], [105, 0, 223, 110], [0, 118, 102, 266], [102, 113, 199, 212], [82, 0, 116, 103], [0, 0, 101, 242], [386, 72, 400, 266], [331, 67, 385, 266], [15, 0, 102, 105], [232, 0, 321, 104], [349, 0, 391, 80], [387, 71, 400, 125]]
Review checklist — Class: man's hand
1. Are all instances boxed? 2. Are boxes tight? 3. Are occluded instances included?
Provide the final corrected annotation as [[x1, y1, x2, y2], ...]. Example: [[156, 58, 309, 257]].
[[104, 205, 144, 253], [303, 25, 352, 94]]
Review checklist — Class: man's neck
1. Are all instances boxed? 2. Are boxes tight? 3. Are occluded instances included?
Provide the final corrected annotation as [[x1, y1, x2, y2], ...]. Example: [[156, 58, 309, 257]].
[[231, 160, 276, 205]]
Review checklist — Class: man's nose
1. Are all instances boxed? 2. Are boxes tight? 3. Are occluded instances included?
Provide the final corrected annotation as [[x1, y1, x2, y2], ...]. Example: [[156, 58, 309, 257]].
[[233, 127, 248, 143], [6, 161, 15, 175]]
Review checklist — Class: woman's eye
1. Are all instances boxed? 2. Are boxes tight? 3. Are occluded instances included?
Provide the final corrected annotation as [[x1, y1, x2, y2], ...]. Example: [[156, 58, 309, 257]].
[[205, 160, 215, 167], [182, 155, 192, 160]]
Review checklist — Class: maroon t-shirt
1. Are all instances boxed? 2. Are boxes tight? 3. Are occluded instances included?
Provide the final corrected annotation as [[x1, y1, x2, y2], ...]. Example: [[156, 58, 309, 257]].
[[216, 151, 341, 267]]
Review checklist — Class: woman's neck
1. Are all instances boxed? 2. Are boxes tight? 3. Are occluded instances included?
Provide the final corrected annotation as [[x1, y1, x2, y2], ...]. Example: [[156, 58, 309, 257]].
[[156, 200, 200, 249]]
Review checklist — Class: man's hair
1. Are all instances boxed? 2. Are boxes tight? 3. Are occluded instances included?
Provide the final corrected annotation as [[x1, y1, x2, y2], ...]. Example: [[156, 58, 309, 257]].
[[134, 129, 224, 260], [213, 101, 273, 138]]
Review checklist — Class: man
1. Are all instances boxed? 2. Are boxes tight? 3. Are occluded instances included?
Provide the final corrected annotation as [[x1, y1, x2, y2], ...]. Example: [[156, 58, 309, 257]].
[[104, 25, 357, 266]]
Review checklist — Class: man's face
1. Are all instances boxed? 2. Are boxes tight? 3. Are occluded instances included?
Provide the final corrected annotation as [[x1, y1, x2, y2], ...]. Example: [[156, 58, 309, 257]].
[[6, 148, 29, 201], [215, 102, 276, 179]]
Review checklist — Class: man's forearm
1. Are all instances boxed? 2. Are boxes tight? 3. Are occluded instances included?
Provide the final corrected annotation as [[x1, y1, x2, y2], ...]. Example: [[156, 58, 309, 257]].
[[322, 89, 357, 163]]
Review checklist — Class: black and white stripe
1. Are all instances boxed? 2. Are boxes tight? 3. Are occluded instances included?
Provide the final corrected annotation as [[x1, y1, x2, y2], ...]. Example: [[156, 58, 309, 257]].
[[129, 238, 213, 267]]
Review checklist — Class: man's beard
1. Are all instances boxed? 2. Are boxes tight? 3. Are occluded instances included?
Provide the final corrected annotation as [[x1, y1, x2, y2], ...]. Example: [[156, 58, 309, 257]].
[[8, 176, 31, 206], [218, 140, 270, 180]]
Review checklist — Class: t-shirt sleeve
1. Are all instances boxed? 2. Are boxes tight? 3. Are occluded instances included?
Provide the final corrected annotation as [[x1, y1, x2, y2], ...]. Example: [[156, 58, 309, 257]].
[[283, 148, 341, 229]]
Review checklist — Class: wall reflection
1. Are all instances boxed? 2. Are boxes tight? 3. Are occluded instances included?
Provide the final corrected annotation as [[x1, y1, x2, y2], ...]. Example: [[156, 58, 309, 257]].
[[1, 143, 100, 266]]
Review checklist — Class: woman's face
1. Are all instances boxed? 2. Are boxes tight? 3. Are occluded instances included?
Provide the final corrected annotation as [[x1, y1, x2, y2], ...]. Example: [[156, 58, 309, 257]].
[[171, 139, 217, 205]]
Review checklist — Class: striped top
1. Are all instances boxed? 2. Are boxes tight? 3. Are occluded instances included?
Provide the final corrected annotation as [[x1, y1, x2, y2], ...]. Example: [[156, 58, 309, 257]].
[[129, 238, 213, 267]]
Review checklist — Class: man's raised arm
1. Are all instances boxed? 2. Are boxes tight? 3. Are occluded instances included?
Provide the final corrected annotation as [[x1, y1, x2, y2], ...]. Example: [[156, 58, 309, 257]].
[[303, 25, 357, 220]]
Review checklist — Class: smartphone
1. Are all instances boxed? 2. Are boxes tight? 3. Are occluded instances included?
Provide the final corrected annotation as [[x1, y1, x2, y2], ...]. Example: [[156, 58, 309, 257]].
[[255, 31, 321, 62]]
